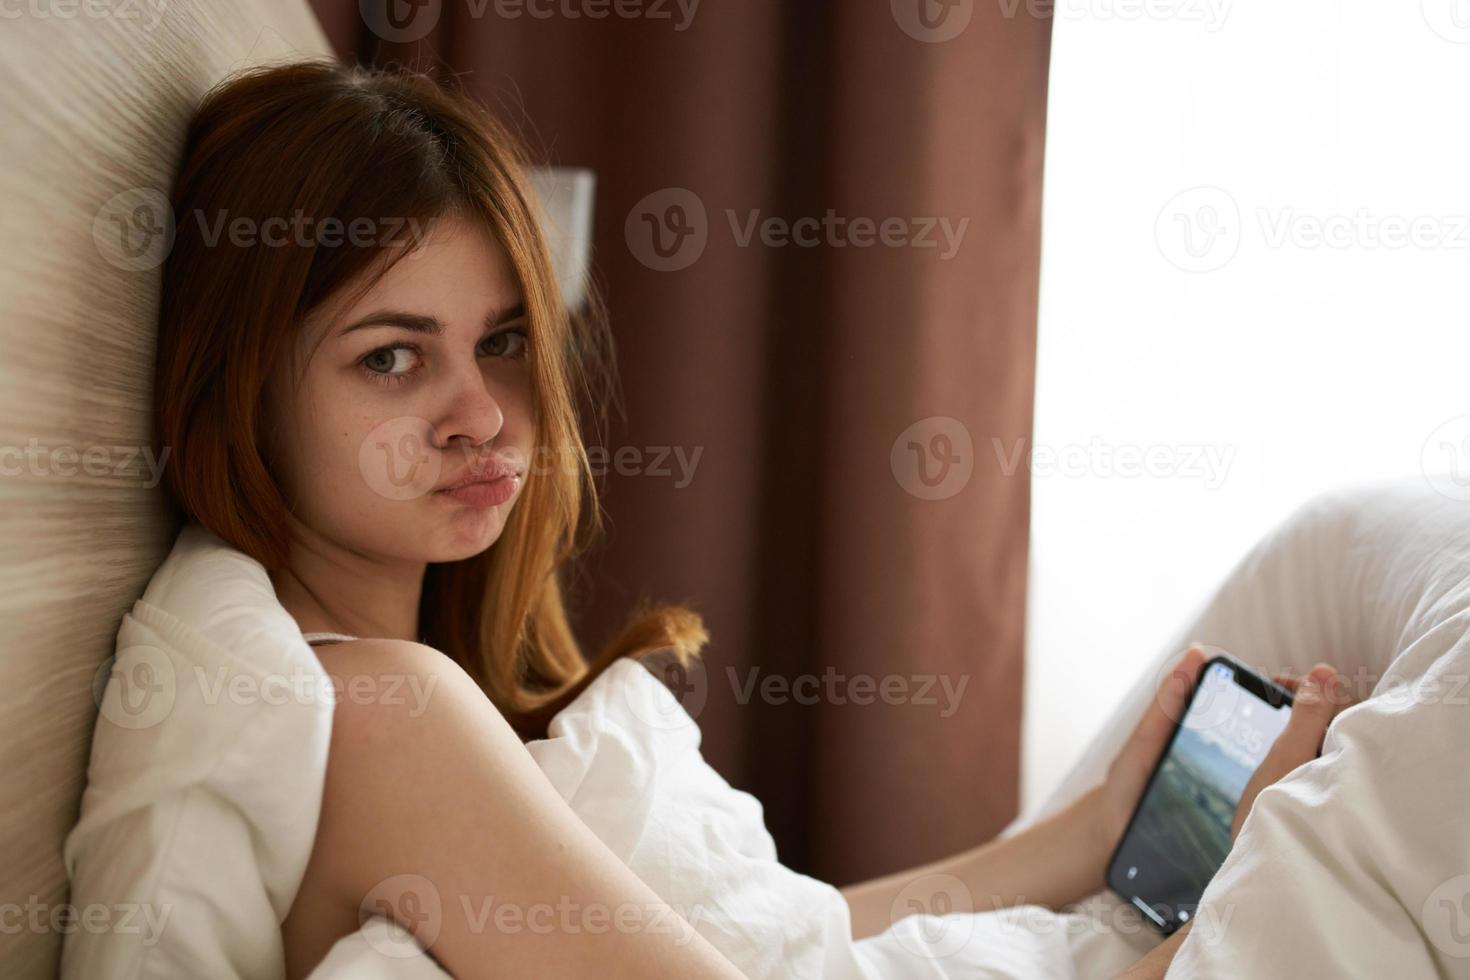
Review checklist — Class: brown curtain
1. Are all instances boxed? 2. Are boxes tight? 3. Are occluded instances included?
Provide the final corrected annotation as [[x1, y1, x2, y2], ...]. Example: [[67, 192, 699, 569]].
[[311, 0, 1051, 885]]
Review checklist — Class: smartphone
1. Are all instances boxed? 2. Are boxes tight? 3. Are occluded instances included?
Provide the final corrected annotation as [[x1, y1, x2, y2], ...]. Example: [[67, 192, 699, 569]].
[[1105, 653, 1294, 934]]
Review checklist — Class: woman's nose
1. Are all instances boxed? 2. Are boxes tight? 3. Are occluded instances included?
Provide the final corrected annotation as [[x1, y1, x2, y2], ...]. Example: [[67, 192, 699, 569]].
[[432, 365, 505, 450]]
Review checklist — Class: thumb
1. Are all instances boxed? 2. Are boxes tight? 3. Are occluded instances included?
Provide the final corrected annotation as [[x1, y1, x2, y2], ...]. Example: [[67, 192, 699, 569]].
[[1232, 663, 1346, 840]]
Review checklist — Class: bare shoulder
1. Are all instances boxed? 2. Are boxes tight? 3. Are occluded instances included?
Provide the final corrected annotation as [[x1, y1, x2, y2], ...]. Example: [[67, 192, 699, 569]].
[[288, 644, 745, 980], [309, 636, 465, 678], [308, 638, 518, 754]]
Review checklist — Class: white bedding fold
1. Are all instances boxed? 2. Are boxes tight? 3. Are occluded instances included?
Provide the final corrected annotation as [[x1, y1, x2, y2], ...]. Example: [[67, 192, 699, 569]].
[[311, 657, 1147, 979]]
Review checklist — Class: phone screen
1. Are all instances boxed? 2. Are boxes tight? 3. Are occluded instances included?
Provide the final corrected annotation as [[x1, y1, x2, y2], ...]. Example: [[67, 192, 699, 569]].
[[1106, 656, 1293, 932]]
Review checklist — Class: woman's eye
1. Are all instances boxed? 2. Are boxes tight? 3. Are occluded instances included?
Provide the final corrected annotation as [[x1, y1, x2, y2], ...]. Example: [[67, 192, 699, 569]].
[[361, 345, 420, 380], [482, 329, 528, 359]]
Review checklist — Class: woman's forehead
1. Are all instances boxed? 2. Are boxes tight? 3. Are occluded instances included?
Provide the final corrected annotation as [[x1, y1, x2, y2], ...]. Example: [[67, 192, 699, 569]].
[[312, 216, 523, 341]]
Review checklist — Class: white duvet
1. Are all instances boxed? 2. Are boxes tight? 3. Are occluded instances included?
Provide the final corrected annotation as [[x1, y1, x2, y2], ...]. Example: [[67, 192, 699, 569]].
[[310, 655, 1144, 980], [65, 483, 1470, 979]]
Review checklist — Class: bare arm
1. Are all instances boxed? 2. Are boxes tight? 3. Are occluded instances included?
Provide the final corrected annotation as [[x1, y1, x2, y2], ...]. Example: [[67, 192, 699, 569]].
[[1115, 922, 1191, 979], [283, 639, 744, 980], [842, 784, 1109, 940], [844, 647, 1352, 966], [843, 647, 1214, 941]]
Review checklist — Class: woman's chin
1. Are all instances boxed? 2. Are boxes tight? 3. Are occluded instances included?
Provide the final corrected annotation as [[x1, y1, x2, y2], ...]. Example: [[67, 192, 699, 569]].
[[423, 502, 508, 560]]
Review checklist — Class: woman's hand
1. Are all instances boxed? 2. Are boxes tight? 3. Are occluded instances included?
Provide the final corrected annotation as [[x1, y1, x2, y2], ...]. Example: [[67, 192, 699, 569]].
[[1230, 662, 1353, 839], [1108, 660, 1354, 980], [1094, 644, 1208, 868], [844, 651, 1216, 940]]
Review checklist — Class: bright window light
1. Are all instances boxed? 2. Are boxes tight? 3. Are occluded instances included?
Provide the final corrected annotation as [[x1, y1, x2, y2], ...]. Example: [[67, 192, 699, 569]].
[[1025, 0, 1470, 807]]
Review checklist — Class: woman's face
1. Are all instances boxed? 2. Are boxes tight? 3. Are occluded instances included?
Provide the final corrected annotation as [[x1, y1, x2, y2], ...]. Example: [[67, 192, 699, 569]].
[[268, 213, 534, 564]]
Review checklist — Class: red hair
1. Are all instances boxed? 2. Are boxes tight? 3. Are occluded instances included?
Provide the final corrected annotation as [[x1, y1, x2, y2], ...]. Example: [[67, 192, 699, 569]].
[[154, 61, 703, 736]]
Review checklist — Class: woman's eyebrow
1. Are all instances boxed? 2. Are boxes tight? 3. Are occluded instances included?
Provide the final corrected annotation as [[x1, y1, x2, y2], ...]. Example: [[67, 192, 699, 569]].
[[490, 302, 526, 327], [337, 301, 527, 338], [337, 310, 443, 337]]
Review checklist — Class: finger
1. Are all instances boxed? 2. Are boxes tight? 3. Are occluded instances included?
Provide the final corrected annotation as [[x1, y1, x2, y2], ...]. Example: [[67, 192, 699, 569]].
[[1273, 665, 1356, 706], [1273, 667, 1339, 759], [1305, 662, 1357, 713], [1316, 665, 1357, 711], [1272, 672, 1302, 693], [1129, 646, 1206, 759], [1153, 644, 1208, 729]]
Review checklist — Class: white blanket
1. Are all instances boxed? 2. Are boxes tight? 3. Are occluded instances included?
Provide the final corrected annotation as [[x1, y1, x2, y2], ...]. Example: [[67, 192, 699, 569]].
[[1010, 483, 1470, 978], [1159, 487, 1470, 977], [66, 483, 1470, 979], [323, 484, 1470, 978], [312, 655, 1142, 979]]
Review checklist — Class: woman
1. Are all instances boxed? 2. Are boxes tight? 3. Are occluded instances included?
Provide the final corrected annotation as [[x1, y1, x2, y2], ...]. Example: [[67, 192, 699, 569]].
[[153, 61, 1350, 978]]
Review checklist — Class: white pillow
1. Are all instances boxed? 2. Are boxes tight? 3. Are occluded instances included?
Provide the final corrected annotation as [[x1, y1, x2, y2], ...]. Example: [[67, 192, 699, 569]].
[[63, 522, 334, 980]]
